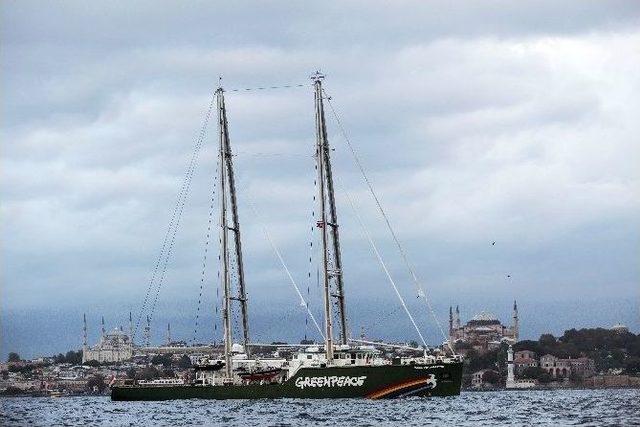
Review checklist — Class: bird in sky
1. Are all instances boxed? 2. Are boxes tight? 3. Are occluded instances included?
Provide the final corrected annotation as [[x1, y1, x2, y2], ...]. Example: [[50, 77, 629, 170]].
[[491, 241, 496, 245]]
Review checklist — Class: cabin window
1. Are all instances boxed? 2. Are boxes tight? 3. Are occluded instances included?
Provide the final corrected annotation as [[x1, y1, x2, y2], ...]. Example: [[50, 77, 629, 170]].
[[307, 355, 312, 360]]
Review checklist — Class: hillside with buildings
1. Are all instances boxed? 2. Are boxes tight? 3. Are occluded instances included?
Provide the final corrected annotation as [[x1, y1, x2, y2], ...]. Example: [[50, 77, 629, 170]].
[[460, 326, 640, 390]]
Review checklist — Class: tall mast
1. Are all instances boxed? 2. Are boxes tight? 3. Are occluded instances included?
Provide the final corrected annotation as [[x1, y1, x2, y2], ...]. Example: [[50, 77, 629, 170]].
[[221, 95, 250, 356], [217, 87, 234, 378], [312, 71, 349, 360], [317, 80, 348, 345], [313, 73, 334, 362]]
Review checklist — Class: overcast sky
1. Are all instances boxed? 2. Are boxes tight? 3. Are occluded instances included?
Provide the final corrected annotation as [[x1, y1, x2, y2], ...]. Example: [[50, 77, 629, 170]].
[[2, 1, 639, 359]]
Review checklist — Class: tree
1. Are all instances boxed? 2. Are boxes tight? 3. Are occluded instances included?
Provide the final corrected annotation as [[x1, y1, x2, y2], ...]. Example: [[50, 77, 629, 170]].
[[178, 355, 192, 370], [84, 359, 100, 367], [539, 334, 557, 347], [496, 343, 509, 374], [513, 340, 539, 353], [482, 370, 501, 385], [86, 374, 107, 393], [151, 354, 172, 367], [408, 340, 420, 349], [624, 356, 640, 374], [126, 368, 137, 379], [520, 366, 542, 380], [65, 350, 83, 365], [7, 352, 21, 362], [135, 366, 160, 381], [538, 371, 553, 384]]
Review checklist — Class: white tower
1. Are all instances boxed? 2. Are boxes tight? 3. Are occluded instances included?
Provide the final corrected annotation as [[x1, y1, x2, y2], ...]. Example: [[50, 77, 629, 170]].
[[506, 344, 515, 388]]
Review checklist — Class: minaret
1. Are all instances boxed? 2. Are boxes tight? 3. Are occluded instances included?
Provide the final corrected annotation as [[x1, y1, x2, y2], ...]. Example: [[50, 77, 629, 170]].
[[101, 316, 106, 339], [144, 315, 151, 347], [512, 300, 519, 341], [129, 311, 133, 346], [455, 305, 461, 329], [166, 323, 171, 346], [449, 306, 454, 338], [82, 313, 88, 363], [506, 344, 515, 388]]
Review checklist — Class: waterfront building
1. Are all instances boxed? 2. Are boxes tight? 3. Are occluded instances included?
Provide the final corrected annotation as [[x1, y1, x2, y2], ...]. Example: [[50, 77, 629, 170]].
[[448, 301, 519, 352], [514, 350, 538, 374], [540, 354, 595, 378]]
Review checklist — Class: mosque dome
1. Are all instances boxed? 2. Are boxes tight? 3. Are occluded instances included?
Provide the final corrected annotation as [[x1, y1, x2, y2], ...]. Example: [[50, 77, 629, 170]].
[[611, 323, 629, 333], [472, 311, 498, 322], [467, 311, 501, 326]]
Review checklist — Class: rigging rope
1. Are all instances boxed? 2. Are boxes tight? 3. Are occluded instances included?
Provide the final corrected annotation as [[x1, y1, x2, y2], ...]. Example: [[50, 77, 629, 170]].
[[192, 157, 220, 344], [228, 83, 306, 92], [339, 181, 428, 348], [134, 91, 217, 340], [324, 91, 455, 355], [245, 199, 326, 340], [306, 162, 319, 341]]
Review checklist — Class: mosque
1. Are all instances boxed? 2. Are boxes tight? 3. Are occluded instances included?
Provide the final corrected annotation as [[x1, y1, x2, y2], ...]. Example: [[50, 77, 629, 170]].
[[81, 313, 216, 363], [82, 314, 134, 363], [448, 301, 519, 352]]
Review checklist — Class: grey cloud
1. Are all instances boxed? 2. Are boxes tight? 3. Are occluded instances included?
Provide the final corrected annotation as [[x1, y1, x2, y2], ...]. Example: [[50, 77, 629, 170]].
[[2, 1, 639, 359]]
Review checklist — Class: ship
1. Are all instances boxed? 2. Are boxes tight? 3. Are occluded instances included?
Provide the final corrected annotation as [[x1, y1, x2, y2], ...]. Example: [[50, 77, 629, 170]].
[[111, 72, 463, 401]]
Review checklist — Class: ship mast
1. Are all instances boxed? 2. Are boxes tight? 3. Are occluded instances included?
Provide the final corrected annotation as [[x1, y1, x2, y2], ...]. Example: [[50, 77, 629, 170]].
[[216, 85, 250, 377], [312, 72, 348, 363]]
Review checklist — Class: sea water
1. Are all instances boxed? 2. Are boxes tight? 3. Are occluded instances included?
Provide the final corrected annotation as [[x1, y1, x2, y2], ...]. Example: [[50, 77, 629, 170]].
[[2, 389, 639, 426]]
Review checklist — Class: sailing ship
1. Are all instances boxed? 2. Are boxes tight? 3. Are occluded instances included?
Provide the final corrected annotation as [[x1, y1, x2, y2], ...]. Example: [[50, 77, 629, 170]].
[[111, 73, 463, 401]]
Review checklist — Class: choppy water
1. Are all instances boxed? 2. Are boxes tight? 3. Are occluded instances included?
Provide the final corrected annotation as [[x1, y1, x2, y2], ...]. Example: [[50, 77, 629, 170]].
[[1, 389, 639, 426]]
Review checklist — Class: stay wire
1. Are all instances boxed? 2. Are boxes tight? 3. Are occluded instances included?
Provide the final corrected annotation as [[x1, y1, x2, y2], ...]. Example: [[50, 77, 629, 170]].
[[192, 156, 220, 344], [134, 91, 217, 340], [324, 90, 455, 355], [337, 179, 428, 348], [245, 197, 326, 341]]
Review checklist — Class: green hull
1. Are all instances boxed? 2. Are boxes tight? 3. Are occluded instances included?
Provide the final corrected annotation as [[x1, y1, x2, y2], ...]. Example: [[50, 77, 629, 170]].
[[111, 362, 463, 401]]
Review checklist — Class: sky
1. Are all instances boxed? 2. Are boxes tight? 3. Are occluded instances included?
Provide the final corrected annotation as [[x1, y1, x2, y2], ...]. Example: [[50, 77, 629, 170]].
[[2, 1, 639, 360]]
